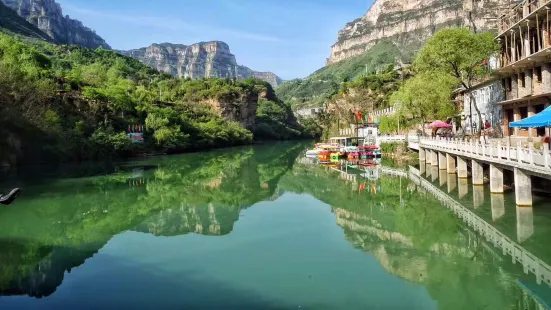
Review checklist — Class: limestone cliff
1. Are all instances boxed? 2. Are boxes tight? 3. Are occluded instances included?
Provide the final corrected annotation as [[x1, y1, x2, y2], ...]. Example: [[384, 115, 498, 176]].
[[1, 0, 110, 49], [120, 42, 283, 87], [0, 1, 51, 41], [328, 0, 503, 64]]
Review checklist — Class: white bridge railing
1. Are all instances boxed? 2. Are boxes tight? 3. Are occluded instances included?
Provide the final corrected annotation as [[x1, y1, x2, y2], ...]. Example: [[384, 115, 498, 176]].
[[420, 138, 551, 176]]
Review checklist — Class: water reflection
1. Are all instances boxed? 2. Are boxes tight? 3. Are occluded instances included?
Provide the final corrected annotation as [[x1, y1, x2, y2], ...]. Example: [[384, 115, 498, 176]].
[[289, 160, 551, 309], [517, 206, 535, 243], [458, 178, 469, 199], [431, 166, 438, 182], [0, 143, 306, 298], [473, 185, 485, 208], [1, 144, 551, 309], [491, 194, 505, 221], [447, 174, 456, 193], [439, 170, 447, 187]]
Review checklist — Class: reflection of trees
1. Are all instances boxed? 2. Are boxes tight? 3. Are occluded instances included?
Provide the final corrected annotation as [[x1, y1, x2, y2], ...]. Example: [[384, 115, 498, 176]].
[[0, 142, 305, 297], [278, 163, 547, 310]]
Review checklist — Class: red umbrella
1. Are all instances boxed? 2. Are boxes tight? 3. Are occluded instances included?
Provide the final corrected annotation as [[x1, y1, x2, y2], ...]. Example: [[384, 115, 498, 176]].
[[429, 120, 452, 128]]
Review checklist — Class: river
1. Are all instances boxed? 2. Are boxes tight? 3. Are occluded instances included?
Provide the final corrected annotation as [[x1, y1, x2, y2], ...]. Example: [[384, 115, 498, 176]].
[[0, 142, 550, 309]]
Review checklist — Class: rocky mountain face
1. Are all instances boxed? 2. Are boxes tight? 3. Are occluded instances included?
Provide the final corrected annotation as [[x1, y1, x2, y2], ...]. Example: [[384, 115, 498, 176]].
[[328, 0, 503, 64], [1, 0, 110, 49], [0, 1, 51, 40], [120, 42, 283, 87]]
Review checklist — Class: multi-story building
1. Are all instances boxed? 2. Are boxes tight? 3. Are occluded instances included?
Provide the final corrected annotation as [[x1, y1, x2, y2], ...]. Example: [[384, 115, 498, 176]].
[[497, 0, 551, 139], [456, 56, 505, 134]]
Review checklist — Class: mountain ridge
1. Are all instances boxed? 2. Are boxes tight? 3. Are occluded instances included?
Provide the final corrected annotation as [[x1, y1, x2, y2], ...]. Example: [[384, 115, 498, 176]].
[[120, 41, 284, 87], [0, 1, 51, 41], [327, 0, 503, 64], [1, 0, 110, 49]]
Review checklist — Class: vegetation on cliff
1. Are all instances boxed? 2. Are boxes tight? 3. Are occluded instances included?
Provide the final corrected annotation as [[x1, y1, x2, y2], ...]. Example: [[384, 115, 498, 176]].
[[276, 40, 411, 110], [0, 32, 310, 166]]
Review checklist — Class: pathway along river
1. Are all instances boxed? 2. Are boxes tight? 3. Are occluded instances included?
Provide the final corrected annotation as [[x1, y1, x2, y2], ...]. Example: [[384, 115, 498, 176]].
[[0, 142, 551, 309]]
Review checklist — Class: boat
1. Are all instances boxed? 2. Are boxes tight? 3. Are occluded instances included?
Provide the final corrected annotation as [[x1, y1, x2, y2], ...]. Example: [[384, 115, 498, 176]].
[[0, 188, 21, 206], [306, 143, 339, 157]]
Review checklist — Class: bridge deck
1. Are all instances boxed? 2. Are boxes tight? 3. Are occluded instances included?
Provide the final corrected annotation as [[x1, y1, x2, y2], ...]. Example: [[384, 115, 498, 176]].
[[419, 138, 551, 179]]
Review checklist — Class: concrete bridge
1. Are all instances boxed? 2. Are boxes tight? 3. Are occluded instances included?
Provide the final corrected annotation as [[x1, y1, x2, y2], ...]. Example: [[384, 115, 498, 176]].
[[417, 138, 551, 206], [381, 165, 551, 288], [379, 134, 551, 206]]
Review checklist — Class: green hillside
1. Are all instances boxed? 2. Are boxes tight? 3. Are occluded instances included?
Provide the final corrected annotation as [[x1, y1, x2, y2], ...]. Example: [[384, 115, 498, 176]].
[[276, 40, 413, 109], [0, 2, 52, 41], [0, 32, 312, 166]]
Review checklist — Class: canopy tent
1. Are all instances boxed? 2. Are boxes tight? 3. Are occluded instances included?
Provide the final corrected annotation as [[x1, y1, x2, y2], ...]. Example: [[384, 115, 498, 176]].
[[428, 120, 452, 128], [510, 106, 551, 128]]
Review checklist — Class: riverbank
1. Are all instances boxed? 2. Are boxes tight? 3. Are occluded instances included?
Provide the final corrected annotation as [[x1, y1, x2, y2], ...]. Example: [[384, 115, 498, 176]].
[[380, 142, 418, 164]]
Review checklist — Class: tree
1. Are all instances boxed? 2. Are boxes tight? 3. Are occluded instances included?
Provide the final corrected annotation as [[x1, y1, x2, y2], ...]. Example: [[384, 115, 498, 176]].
[[391, 72, 457, 128], [415, 28, 499, 134]]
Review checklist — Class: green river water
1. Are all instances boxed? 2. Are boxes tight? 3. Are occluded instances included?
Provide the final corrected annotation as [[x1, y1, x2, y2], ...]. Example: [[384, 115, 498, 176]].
[[0, 142, 550, 309]]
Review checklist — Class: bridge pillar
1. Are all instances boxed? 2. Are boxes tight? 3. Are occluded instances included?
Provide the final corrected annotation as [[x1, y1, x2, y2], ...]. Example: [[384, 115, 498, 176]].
[[489, 164, 504, 194], [438, 152, 446, 170], [425, 150, 431, 164], [446, 154, 456, 174], [431, 150, 438, 166], [491, 194, 505, 221], [419, 148, 426, 162], [471, 160, 484, 186], [514, 168, 532, 206], [457, 157, 468, 179], [516, 206, 534, 243]]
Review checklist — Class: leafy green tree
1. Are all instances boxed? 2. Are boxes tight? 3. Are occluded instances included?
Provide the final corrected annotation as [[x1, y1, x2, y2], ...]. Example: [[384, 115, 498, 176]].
[[415, 28, 499, 134], [391, 72, 457, 127]]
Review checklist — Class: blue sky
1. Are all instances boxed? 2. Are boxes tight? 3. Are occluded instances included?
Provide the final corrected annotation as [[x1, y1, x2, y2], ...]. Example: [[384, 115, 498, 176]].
[[56, 0, 373, 80]]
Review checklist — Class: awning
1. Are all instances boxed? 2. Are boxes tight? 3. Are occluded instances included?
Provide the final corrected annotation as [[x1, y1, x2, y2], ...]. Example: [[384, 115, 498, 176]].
[[510, 106, 551, 128]]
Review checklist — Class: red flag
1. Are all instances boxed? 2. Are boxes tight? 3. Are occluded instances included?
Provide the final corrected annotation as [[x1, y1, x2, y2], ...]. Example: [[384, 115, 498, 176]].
[[356, 111, 363, 121]]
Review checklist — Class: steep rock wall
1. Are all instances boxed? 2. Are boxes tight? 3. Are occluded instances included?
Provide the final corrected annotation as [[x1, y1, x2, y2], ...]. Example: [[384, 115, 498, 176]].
[[1, 0, 110, 49], [120, 42, 283, 87], [328, 0, 503, 64]]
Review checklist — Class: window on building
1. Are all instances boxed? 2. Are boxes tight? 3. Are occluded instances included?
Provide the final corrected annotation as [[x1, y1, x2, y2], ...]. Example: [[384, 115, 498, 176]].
[[535, 66, 542, 82], [520, 72, 526, 88], [505, 77, 512, 91]]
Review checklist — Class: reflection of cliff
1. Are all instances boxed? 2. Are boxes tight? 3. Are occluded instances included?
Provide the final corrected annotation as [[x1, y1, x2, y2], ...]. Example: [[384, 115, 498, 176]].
[[0, 143, 305, 298], [279, 162, 548, 310], [136, 203, 238, 237], [0, 240, 105, 298]]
